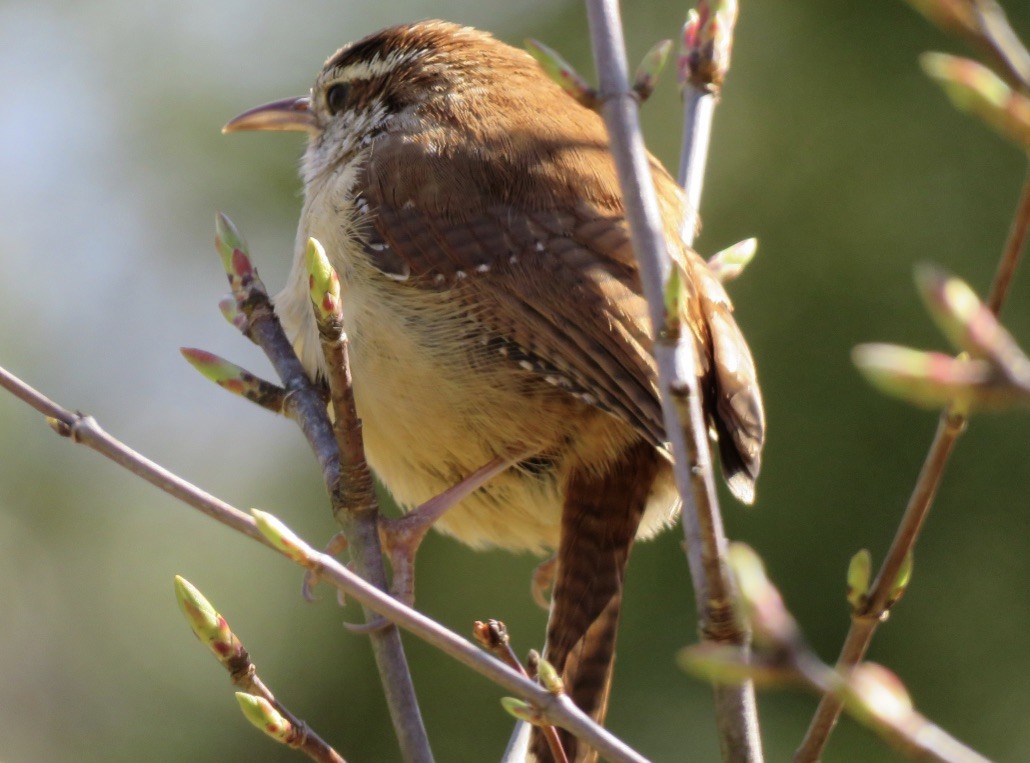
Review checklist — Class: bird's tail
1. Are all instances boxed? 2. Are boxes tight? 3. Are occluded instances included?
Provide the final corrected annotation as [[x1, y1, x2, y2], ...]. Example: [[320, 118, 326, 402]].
[[529, 440, 660, 763], [692, 258, 766, 505]]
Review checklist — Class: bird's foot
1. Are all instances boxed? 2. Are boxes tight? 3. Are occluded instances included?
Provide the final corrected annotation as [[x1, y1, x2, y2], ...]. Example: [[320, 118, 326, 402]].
[[304, 454, 518, 612], [301, 531, 351, 604], [378, 454, 514, 606]]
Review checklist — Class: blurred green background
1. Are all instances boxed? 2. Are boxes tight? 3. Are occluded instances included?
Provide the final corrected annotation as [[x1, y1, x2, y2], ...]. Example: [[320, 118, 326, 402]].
[[1, 1, 1027, 761]]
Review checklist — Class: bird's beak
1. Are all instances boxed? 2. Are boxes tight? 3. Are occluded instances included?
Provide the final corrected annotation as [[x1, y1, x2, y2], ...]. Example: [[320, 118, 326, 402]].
[[222, 96, 316, 134]]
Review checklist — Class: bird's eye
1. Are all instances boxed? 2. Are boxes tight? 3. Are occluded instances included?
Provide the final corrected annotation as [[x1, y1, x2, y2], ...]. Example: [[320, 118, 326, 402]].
[[326, 83, 351, 115]]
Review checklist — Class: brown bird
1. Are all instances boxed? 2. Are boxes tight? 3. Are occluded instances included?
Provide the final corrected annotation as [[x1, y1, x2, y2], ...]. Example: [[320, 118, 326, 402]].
[[224, 21, 764, 762]]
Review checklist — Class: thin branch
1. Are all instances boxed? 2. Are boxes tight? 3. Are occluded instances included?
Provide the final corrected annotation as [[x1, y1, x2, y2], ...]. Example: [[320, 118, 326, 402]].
[[215, 215, 341, 495], [795, 161, 1030, 762], [583, 1, 763, 760], [687, 544, 992, 763], [675, 4, 765, 759], [303, 238, 432, 761], [791, 654, 992, 761], [987, 161, 1030, 312], [243, 303, 337, 477], [474, 621, 570, 763], [0, 364, 649, 763], [792, 656, 991, 763], [217, 220, 431, 761], [174, 576, 346, 763], [244, 678, 344, 762], [678, 85, 715, 241], [0, 364, 270, 545]]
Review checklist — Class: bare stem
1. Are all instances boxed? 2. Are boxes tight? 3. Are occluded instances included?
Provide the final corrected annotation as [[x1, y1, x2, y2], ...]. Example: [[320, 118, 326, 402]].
[[241, 296, 342, 489], [220, 229, 431, 760], [474, 622, 570, 763], [795, 162, 1030, 762], [309, 277, 433, 762], [206, 610, 346, 763], [679, 87, 716, 242], [790, 655, 991, 763], [246, 675, 347, 763], [0, 364, 649, 763], [584, 1, 762, 760], [711, 543, 992, 762], [987, 162, 1030, 312], [0, 365, 269, 545]]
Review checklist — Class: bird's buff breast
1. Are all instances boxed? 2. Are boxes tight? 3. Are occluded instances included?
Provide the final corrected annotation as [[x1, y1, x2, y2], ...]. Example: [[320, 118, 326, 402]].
[[339, 280, 574, 553]]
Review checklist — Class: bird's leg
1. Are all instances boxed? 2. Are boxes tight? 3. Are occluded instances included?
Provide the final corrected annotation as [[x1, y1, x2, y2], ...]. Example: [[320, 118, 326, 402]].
[[380, 454, 515, 606], [306, 453, 525, 612]]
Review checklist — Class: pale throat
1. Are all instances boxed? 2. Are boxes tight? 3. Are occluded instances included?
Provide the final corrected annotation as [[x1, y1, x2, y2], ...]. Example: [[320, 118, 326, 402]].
[[276, 148, 369, 380]]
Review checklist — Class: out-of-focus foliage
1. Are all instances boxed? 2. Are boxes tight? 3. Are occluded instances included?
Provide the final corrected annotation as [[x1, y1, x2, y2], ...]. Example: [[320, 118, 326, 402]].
[[0, 1, 1027, 761]]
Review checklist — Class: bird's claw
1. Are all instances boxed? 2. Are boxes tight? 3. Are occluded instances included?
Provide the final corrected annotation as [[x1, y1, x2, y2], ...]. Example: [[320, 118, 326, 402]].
[[532, 554, 558, 611], [301, 531, 351, 602], [343, 615, 393, 634]]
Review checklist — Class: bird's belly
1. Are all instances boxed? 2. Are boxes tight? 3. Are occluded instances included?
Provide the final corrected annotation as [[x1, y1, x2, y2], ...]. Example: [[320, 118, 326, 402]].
[[344, 283, 571, 552]]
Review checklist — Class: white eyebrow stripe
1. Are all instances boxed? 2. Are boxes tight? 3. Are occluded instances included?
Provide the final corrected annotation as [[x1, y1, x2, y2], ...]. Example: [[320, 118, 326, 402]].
[[334, 49, 426, 81]]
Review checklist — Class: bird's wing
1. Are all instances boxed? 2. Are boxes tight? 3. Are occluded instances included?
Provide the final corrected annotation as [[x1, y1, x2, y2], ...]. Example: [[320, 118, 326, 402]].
[[353, 134, 764, 500], [355, 173, 665, 449]]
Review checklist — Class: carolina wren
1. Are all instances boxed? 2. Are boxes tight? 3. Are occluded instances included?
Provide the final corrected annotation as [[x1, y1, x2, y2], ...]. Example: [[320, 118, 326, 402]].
[[225, 20, 764, 762]]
